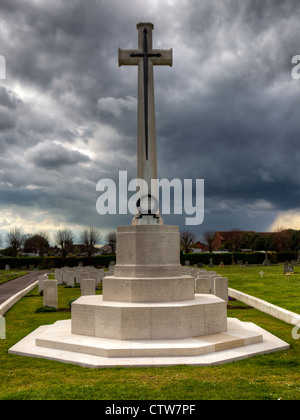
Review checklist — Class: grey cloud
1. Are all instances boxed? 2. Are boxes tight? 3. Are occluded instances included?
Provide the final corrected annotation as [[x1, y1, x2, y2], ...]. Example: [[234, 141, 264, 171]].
[[0, 87, 22, 109], [27, 141, 91, 169]]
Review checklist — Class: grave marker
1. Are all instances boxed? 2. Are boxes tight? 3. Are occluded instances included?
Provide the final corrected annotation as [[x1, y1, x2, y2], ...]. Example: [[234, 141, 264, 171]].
[[81, 279, 96, 296], [43, 280, 58, 310]]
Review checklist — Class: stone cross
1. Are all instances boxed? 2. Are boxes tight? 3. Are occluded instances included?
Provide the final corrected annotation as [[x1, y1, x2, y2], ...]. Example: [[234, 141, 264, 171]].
[[119, 23, 172, 222]]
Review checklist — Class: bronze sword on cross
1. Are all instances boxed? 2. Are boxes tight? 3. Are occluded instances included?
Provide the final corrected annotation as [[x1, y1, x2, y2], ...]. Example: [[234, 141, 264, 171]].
[[129, 28, 162, 160]]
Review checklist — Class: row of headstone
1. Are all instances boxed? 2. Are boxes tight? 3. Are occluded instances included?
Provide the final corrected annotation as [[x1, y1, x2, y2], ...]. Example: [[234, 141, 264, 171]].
[[182, 266, 228, 303], [54, 267, 104, 288], [181, 266, 197, 278], [38, 267, 106, 310], [195, 269, 228, 303]]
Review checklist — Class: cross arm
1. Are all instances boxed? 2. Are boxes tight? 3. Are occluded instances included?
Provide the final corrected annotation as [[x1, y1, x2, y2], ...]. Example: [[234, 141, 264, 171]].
[[118, 49, 140, 66], [118, 48, 173, 67], [151, 49, 173, 66]]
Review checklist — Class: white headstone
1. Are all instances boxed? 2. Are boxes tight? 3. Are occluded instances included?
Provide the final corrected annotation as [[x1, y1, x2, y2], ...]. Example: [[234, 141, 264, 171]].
[[81, 279, 96, 296], [55, 269, 64, 285], [197, 269, 207, 278], [214, 277, 228, 303], [195, 276, 213, 294], [0, 315, 5, 339], [66, 271, 75, 288], [43, 280, 58, 309], [38, 274, 47, 294]]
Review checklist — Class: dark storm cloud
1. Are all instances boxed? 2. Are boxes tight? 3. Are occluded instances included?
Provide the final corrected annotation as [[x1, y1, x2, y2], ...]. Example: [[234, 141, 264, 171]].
[[0, 0, 300, 238]]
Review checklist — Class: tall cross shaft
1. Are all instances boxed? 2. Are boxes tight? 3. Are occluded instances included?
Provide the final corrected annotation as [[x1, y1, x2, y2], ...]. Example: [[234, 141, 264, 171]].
[[119, 23, 172, 221], [130, 28, 162, 160]]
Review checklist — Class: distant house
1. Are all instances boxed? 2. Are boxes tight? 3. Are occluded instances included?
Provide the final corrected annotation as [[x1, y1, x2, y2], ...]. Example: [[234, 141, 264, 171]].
[[72, 244, 100, 256], [192, 241, 206, 253]]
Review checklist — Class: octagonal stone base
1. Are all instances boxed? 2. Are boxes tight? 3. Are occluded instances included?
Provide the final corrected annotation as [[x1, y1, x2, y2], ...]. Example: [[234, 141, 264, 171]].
[[71, 294, 227, 340]]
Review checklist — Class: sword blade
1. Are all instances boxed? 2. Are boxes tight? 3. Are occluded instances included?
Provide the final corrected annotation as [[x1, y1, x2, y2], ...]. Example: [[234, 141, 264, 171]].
[[143, 28, 149, 161]]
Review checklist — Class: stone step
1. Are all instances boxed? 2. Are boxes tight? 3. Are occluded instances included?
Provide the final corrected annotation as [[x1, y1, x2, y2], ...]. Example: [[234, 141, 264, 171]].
[[35, 319, 263, 358]]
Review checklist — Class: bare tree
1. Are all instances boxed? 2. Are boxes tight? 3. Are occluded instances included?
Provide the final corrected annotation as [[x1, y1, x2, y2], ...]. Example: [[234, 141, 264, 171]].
[[180, 230, 196, 253], [80, 226, 101, 258], [6, 228, 25, 257], [227, 229, 245, 252], [38, 230, 50, 243], [54, 228, 75, 258], [203, 230, 215, 253], [106, 231, 116, 254]]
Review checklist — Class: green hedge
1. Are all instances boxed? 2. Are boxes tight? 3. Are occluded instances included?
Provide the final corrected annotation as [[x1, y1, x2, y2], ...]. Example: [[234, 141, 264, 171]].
[[0, 252, 298, 270], [0, 255, 116, 270]]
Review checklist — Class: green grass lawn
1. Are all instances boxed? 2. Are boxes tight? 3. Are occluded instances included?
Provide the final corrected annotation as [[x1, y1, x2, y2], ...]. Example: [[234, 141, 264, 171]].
[[0, 267, 299, 400], [0, 270, 28, 285], [207, 264, 300, 315]]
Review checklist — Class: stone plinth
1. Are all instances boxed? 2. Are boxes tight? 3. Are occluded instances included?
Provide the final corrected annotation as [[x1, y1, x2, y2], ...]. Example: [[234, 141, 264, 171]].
[[113, 225, 181, 278], [103, 276, 195, 303], [71, 294, 227, 340], [103, 225, 190, 304], [72, 225, 228, 341]]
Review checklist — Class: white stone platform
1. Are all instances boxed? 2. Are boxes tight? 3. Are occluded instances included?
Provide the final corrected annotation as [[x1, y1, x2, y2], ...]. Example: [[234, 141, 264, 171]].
[[8, 318, 289, 368]]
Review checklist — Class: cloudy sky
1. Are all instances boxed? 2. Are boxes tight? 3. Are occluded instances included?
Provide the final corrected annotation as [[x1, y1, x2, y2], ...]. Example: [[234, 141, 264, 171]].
[[0, 0, 300, 245]]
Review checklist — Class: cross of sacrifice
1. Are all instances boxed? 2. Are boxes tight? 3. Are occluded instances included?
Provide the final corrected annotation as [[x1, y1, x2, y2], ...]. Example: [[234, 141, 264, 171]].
[[118, 23, 172, 222]]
